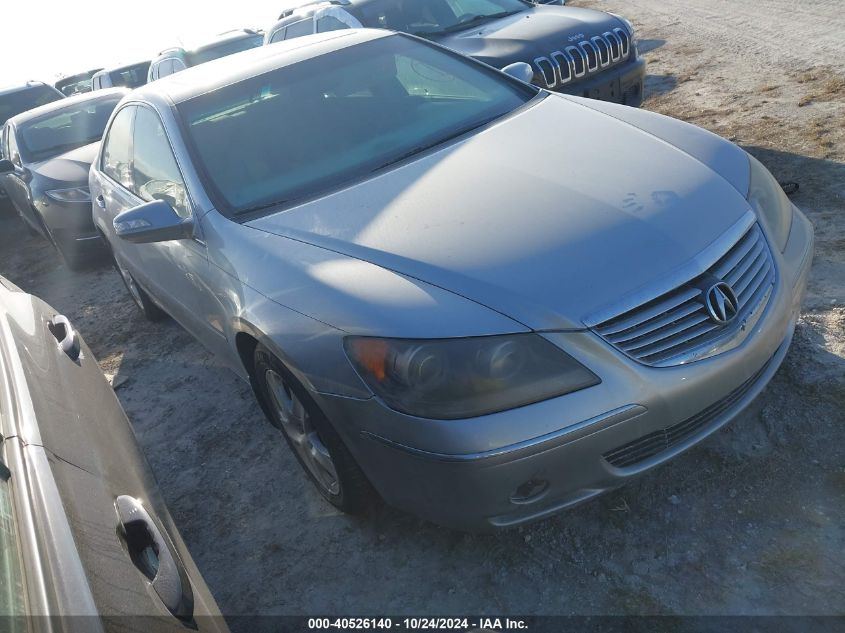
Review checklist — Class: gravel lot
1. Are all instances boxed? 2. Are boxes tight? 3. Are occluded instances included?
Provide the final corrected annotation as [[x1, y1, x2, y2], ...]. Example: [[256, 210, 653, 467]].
[[1, 0, 843, 620]]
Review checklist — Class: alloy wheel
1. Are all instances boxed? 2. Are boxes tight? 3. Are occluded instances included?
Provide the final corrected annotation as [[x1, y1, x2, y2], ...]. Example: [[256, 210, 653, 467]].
[[264, 369, 340, 496]]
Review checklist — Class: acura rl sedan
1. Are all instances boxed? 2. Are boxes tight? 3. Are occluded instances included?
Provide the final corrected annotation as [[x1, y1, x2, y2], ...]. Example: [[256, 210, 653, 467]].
[[0, 88, 128, 268], [0, 275, 227, 627], [91, 30, 814, 530]]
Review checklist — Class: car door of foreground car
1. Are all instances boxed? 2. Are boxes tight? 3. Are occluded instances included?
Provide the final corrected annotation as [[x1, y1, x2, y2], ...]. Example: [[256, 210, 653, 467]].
[[0, 284, 227, 627]]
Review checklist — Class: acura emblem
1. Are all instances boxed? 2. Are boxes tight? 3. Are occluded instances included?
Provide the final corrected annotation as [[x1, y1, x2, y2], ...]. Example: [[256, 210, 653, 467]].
[[705, 282, 739, 325]]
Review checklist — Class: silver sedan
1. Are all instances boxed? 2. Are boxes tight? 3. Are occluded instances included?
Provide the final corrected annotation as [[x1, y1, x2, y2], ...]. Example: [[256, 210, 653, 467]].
[[91, 30, 813, 530]]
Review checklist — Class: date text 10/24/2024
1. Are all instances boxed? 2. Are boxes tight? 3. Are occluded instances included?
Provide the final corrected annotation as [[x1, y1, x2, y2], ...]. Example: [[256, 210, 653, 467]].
[[307, 618, 529, 630]]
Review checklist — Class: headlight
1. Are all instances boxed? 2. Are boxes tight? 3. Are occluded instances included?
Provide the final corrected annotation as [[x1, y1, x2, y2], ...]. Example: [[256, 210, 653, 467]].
[[746, 153, 792, 251], [45, 187, 90, 203], [344, 334, 600, 419]]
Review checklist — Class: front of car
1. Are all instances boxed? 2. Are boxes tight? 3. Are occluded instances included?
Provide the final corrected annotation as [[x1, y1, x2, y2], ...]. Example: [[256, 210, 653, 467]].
[[106, 31, 812, 530], [346, 0, 645, 106], [0, 82, 65, 207], [4, 89, 127, 265]]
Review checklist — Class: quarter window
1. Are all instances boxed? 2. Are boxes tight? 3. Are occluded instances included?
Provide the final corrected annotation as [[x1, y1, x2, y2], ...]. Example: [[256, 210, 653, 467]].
[[132, 107, 189, 218], [284, 19, 314, 40], [316, 16, 351, 33], [101, 106, 135, 188]]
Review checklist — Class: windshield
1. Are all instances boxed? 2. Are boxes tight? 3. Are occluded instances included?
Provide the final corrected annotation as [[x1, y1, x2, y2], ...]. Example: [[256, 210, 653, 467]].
[[349, 0, 529, 36], [179, 34, 536, 217], [56, 73, 98, 96], [0, 86, 63, 126], [187, 34, 265, 67], [109, 63, 150, 88], [18, 96, 122, 162]]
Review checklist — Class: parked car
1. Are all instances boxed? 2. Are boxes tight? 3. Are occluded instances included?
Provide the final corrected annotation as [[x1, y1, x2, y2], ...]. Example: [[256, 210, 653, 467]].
[[0, 275, 229, 627], [148, 30, 264, 82], [266, 0, 645, 106], [91, 61, 151, 90], [91, 30, 813, 531], [0, 82, 64, 211], [55, 69, 103, 96], [0, 89, 128, 268]]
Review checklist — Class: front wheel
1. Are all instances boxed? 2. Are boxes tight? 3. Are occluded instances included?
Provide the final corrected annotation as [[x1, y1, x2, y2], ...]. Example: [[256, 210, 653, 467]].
[[253, 344, 377, 514], [111, 251, 166, 321]]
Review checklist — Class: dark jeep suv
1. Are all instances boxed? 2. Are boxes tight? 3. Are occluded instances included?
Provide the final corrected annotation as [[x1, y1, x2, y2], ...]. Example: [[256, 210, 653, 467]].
[[265, 0, 645, 106]]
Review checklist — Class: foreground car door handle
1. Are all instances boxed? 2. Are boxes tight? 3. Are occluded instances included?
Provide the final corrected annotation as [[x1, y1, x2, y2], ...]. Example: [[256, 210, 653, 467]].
[[48, 315, 81, 361], [95, 194, 106, 209], [115, 495, 194, 620]]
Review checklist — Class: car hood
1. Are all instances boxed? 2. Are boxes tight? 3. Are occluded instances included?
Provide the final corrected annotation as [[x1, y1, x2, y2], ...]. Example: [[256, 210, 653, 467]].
[[432, 6, 624, 67], [31, 141, 99, 184], [247, 94, 754, 331]]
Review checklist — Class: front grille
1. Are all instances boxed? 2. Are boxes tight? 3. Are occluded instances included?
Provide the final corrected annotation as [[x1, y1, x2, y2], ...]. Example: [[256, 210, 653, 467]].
[[533, 28, 631, 89], [603, 357, 771, 468], [592, 224, 776, 367]]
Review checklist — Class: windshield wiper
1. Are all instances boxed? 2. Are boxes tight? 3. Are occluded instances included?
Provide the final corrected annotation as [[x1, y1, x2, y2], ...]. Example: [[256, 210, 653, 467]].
[[234, 199, 292, 217], [416, 11, 522, 37], [31, 141, 91, 161], [369, 113, 504, 173]]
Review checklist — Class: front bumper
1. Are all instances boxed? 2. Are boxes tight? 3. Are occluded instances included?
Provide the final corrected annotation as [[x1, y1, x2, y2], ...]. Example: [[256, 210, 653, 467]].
[[551, 56, 646, 107], [317, 207, 814, 530], [35, 195, 102, 251]]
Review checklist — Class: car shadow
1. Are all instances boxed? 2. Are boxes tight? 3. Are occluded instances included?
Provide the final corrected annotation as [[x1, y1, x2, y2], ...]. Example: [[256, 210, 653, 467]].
[[637, 38, 666, 54], [644, 73, 678, 99]]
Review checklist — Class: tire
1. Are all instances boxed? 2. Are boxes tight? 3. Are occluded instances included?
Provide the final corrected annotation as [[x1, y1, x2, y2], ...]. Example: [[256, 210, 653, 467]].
[[110, 251, 167, 321], [253, 344, 377, 514]]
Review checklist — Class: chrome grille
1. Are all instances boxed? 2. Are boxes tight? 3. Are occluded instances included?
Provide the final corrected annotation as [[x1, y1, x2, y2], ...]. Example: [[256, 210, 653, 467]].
[[592, 224, 776, 367], [533, 28, 631, 89]]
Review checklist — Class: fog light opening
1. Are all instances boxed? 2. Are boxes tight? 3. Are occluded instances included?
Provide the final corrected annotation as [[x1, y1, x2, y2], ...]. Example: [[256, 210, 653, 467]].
[[511, 478, 550, 505]]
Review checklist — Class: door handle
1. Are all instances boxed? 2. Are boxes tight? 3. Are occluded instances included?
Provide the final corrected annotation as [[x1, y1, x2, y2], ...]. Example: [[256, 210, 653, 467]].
[[115, 496, 194, 620], [48, 315, 81, 361], [95, 194, 106, 209]]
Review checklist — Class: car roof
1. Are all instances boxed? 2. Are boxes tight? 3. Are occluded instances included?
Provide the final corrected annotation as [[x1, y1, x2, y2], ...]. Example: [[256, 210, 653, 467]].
[[157, 28, 262, 58], [8, 88, 129, 126], [278, 0, 350, 18], [0, 81, 55, 97], [97, 60, 151, 75], [138, 28, 392, 105]]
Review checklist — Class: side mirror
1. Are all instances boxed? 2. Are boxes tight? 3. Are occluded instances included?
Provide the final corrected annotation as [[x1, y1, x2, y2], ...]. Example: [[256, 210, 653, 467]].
[[113, 199, 194, 244], [0, 159, 15, 175], [502, 62, 535, 84]]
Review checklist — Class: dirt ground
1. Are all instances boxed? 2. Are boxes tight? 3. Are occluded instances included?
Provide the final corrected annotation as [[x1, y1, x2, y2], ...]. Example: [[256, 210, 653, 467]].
[[1, 0, 843, 621]]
